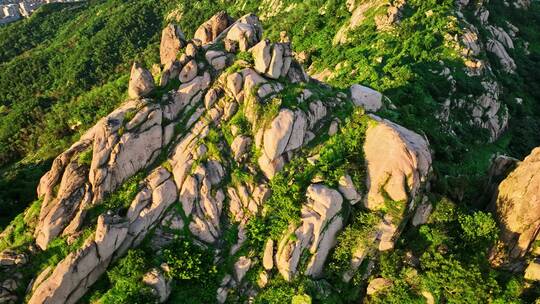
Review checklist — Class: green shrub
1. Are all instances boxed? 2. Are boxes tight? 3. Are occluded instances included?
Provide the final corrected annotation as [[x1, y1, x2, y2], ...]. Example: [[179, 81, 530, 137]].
[[236, 51, 254, 64], [328, 211, 379, 277], [458, 211, 499, 247], [0, 200, 41, 252], [162, 239, 221, 303], [98, 249, 156, 304], [292, 294, 312, 304], [162, 240, 217, 281], [78, 148, 93, 166]]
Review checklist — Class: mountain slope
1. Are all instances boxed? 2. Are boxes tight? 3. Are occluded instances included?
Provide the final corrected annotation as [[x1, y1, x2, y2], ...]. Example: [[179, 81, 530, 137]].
[[0, 0, 173, 227]]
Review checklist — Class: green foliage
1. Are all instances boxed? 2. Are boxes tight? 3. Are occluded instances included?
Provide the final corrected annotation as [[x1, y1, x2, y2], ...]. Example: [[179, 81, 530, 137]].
[[292, 294, 312, 304], [253, 97, 282, 131], [254, 278, 298, 304], [458, 211, 499, 246], [78, 148, 93, 166], [236, 51, 254, 64], [97, 249, 156, 304], [369, 196, 525, 303], [328, 211, 379, 279], [162, 240, 221, 303], [231, 165, 254, 186], [162, 239, 217, 281], [316, 111, 369, 189], [0, 0, 166, 165], [419, 251, 500, 304], [200, 128, 222, 162], [85, 172, 144, 223], [0, 199, 41, 252]]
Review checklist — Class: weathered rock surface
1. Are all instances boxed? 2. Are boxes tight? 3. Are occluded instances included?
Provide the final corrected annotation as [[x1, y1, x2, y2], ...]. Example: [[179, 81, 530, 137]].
[[493, 147, 540, 261], [412, 198, 432, 227], [256, 106, 312, 179], [231, 135, 252, 161], [262, 109, 295, 160], [143, 268, 171, 303], [30, 167, 177, 303], [375, 0, 406, 30], [276, 184, 343, 280], [160, 24, 185, 65], [29, 214, 128, 304], [35, 99, 165, 249], [194, 11, 233, 44], [165, 72, 211, 120], [179, 59, 198, 83], [350, 84, 383, 112], [338, 174, 362, 204], [487, 39, 516, 73], [525, 261, 540, 281], [234, 256, 252, 282], [205, 50, 228, 70], [334, 2, 377, 45], [0, 250, 27, 266], [471, 81, 508, 141], [128, 62, 155, 98], [263, 239, 274, 270], [225, 14, 263, 51], [251, 39, 292, 79], [364, 115, 432, 210], [366, 277, 392, 295], [179, 162, 225, 243]]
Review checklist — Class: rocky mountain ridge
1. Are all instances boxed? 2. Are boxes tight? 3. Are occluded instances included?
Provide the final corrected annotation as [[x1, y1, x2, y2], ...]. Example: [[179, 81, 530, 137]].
[[1, 11, 434, 304]]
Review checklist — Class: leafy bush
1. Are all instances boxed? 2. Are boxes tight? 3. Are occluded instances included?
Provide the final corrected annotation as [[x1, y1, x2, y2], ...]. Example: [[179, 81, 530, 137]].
[[98, 249, 156, 304], [327, 211, 379, 279], [458, 211, 499, 247], [0, 199, 41, 252], [236, 51, 254, 64], [85, 172, 144, 223], [78, 148, 93, 166], [162, 239, 221, 303], [162, 240, 217, 281], [254, 278, 298, 304]]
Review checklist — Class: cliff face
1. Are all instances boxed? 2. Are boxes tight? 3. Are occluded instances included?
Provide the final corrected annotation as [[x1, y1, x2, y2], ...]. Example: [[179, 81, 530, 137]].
[[491, 147, 540, 269]]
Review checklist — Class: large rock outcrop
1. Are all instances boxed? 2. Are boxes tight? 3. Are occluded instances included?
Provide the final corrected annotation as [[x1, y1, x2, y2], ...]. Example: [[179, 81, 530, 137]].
[[160, 24, 185, 65], [487, 39, 517, 73], [492, 147, 540, 262], [225, 14, 263, 51], [34, 98, 165, 249], [29, 214, 129, 304], [194, 11, 233, 45], [275, 184, 344, 280], [364, 115, 432, 210], [251, 39, 292, 79], [30, 167, 178, 304], [128, 62, 155, 98]]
